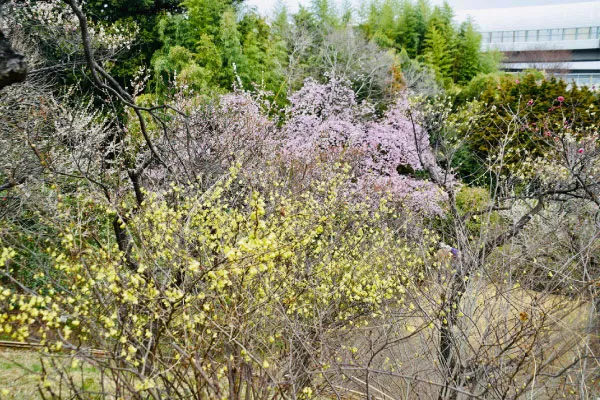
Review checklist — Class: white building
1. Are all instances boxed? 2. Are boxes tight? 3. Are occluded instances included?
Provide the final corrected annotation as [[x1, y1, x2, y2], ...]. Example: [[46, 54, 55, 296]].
[[457, 1, 600, 87]]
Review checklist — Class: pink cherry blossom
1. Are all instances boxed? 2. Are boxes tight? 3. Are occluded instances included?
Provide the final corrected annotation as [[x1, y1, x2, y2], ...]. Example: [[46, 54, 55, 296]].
[[281, 78, 449, 214]]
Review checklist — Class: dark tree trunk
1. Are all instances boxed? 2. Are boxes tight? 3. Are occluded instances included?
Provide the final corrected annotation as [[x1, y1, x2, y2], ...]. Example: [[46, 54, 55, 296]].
[[0, 30, 27, 89]]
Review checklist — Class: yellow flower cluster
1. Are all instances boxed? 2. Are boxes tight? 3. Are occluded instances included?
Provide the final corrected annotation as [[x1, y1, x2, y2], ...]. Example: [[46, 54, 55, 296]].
[[0, 169, 426, 396]]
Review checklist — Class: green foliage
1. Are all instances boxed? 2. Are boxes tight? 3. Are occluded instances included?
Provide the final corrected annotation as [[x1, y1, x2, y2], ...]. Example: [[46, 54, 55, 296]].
[[359, 0, 497, 88], [455, 186, 488, 212], [84, 0, 180, 86], [183, 0, 239, 38], [311, 0, 341, 29], [218, 8, 246, 85], [453, 21, 484, 84], [421, 25, 453, 86], [457, 71, 600, 176], [455, 186, 501, 231], [150, 0, 286, 97]]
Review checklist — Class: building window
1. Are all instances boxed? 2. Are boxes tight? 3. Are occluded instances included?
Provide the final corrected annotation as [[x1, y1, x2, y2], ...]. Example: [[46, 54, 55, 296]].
[[577, 27, 591, 40], [539, 29, 551, 41], [526, 30, 538, 42], [564, 28, 576, 40], [485, 26, 600, 44]]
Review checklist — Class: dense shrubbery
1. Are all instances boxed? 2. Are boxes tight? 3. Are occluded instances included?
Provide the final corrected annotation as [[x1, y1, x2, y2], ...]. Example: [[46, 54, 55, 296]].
[[1, 170, 425, 398], [7, 0, 497, 105], [451, 70, 600, 181], [2, 0, 600, 398]]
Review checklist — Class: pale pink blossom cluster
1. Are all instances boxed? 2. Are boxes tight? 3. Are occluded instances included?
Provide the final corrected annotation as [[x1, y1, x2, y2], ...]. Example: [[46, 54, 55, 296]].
[[156, 78, 448, 213], [281, 78, 447, 214], [147, 91, 275, 188]]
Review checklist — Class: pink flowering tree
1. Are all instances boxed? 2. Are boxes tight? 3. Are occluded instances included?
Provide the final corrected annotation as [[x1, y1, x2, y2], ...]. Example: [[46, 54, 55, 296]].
[[144, 77, 448, 215], [143, 90, 276, 191], [156, 76, 450, 215], [280, 76, 448, 214]]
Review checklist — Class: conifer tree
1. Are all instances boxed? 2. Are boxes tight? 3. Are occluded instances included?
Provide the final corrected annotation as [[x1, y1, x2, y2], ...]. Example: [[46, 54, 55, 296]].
[[454, 21, 483, 84], [359, 0, 497, 87], [396, 1, 420, 57], [311, 0, 339, 30], [218, 8, 247, 87], [413, 0, 431, 53], [421, 24, 453, 85]]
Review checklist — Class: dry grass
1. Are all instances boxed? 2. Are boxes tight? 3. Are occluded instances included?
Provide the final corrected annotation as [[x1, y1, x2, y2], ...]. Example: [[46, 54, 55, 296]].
[[0, 350, 43, 399], [334, 279, 598, 399], [0, 349, 102, 399]]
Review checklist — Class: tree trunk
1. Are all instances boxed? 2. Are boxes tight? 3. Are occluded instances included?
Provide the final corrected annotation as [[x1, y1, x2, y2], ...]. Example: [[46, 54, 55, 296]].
[[438, 265, 468, 400], [0, 30, 27, 89]]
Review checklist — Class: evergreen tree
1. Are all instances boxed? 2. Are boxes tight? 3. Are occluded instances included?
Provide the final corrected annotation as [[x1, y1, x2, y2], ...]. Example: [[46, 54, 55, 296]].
[[311, 0, 339, 29], [437, 2, 454, 30], [272, 1, 291, 38], [421, 24, 453, 86], [428, 3, 455, 48], [238, 12, 286, 92], [359, 0, 497, 87], [293, 5, 320, 36], [396, 1, 420, 57], [454, 21, 483, 84], [218, 8, 247, 88], [413, 0, 431, 53]]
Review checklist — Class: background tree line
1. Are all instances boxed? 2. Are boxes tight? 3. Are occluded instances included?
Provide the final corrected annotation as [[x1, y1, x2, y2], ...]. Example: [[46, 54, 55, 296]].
[[12, 0, 499, 104]]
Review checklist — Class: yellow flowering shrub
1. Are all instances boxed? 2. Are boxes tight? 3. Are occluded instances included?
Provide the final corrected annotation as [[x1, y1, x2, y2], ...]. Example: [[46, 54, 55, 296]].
[[0, 169, 424, 398]]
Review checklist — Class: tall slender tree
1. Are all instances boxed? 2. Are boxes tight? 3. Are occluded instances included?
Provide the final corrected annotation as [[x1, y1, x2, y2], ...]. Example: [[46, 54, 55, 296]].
[[453, 21, 483, 84], [421, 24, 453, 85]]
